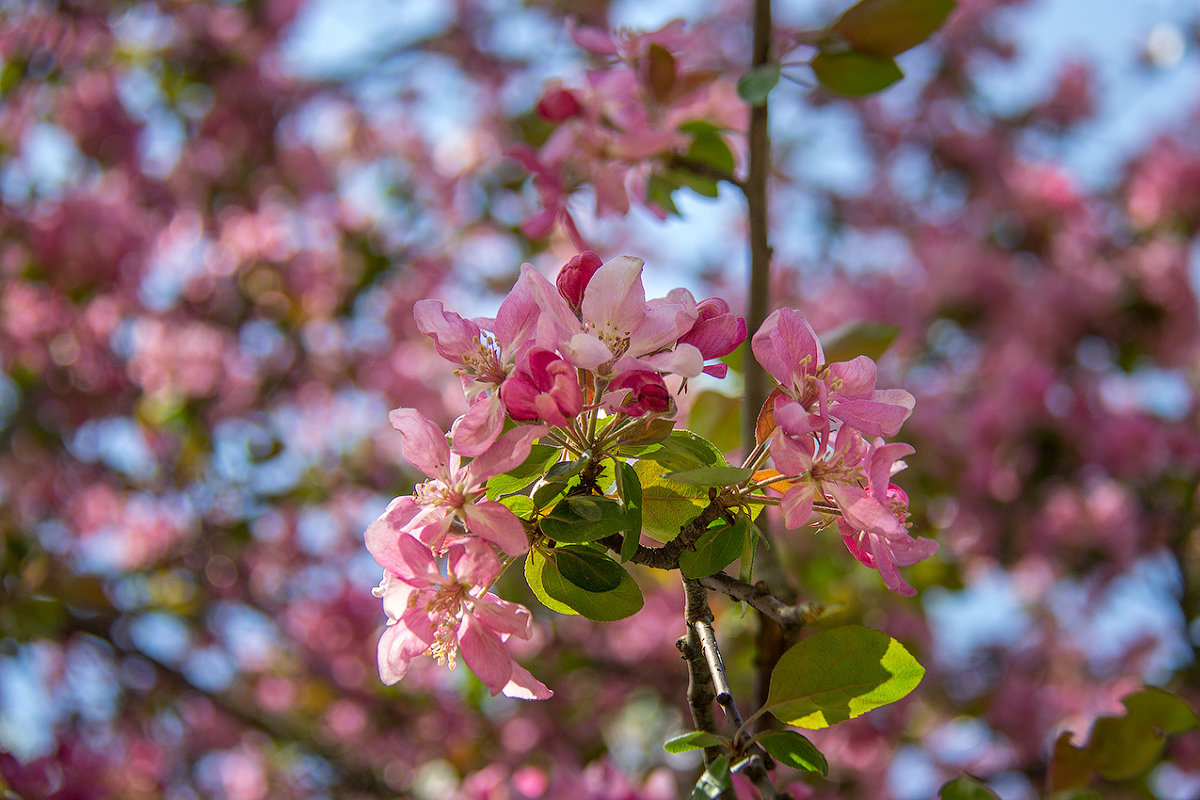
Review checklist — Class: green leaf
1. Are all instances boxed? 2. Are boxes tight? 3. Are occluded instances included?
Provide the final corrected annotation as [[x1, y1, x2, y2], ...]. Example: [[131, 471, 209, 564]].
[[811, 50, 903, 96], [647, 173, 681, 215], [821, 321, 901, 364], [1051, 686, 1200, 787], [689, 755, 731, 800], [938, 774, 1000, 800], [739, 517, 760, 585], [541, 495, 628, 543], [635, 458, 709, 542], [664, 730, 725, 754], [761, 625, 925, 728], [686, 391, 742, 455], [832, 0, 957, 58], [637, 430, 725, 471], [531, 480, 568, 509], [679, 518, 748, 579], [668, 167, 720, 199], [524, 548, 643, 621], [686, 128, 736, 173], [737, 63, 781, 106], [755, 730, 828, 775], [546, 456, 587, 482], [664, 465, 753, 487], [498, 494, 534, 518], [615, 460, 643, 562], [552, 545, 624, 592], [486, 444, 558, 499]]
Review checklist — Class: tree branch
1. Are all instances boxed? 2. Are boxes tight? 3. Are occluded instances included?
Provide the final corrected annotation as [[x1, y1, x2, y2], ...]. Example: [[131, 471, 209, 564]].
[[678, 578, 722, 769], [599, 489, 730, 570], [699, 572, 821, 636]]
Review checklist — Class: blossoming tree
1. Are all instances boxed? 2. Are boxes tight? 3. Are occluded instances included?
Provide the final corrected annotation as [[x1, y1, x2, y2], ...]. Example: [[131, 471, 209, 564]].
[[2, 0, 1199, 798]]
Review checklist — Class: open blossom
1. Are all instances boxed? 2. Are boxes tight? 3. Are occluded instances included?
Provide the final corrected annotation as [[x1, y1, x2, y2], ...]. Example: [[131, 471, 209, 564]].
[[677, 297, 748, 378], [836, 442, 939, 597], [413, 272, 546, 454], [529, 254, 706, 380], [371, 408, 543, 556], [753, 307, 915, 441], [369, 534, 551, 700]]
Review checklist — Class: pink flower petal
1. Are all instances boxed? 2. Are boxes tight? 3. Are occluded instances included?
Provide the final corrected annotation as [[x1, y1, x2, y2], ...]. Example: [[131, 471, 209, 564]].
[[502, 663, 553, 700], [377, 610, 436, 685], [388, 408, 451, 478], [462, 500, 530, 555], [413, 300, 481, 363], [451, 394, 506, 457], [751, 308, 823, 389], [457, 613, 513, 694], [468, 424, 546, 484]]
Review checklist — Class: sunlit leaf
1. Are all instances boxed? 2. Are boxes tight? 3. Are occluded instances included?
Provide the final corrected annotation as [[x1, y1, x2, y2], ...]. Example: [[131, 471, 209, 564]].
[[689, 755, 731, 800], [524, 548, 643, 621], [832, 0, 957, 58], [679, 518, 748, 579], [762, 625, 925, 728], [755, 729, 828, 775], [737, 63, 781, 106], [664, 730, 725, 753]]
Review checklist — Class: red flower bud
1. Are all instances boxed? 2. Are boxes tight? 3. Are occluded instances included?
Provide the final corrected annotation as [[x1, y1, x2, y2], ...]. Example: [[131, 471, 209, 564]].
[[607, 370, 670, 417], [536, 85, 583, 123], [555, 251, 603, 310]]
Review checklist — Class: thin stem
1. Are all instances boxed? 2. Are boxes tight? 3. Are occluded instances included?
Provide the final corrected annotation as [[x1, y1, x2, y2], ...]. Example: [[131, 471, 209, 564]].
[[742, 0, 773, 457], [698, 572, 822, 635]]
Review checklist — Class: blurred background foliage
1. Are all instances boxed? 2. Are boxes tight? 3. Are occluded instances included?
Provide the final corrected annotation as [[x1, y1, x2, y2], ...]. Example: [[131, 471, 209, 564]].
[[0, 0, 1198, 798]]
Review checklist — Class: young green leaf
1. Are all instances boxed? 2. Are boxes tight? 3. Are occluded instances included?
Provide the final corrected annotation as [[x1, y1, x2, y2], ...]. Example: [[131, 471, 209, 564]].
[[761, 625, 925, 728], [541, 495, 628, 543], [811, 50, 903, 97], [755, 729, 828, 775], [636, 430, 726, 471], [525, 548, 643, 621], [635, 459, 709, 542], [832, 0, 957, 59], [486, 444, 558, 499], [737, 63, 781, 106], [615, 460, 643, 562], [685, 128, 736, 173], [688, 755, 731, 800], [664, 730, 726, 754], [678, 518, 747, 579], [553, 545, 624, 592], [664, 465, 753, 487], [938, 774, 1000, 800]]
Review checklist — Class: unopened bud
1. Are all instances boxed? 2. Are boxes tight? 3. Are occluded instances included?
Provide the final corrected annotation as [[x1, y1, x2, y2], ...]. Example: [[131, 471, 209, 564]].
[[555, 251, 603, 310], [536, 85, 583, 123]]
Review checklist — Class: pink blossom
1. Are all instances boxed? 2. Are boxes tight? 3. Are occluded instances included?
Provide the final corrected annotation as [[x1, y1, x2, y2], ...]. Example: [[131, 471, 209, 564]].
[[371, 407, 544, 555], [604, 370, 671, 417], [536, 82, 583, 122], [677, 297, 747, 378], [500, 347, 583, 426], [834, 442, 939, 597], [371, 535, 551, 699], [754, 307, 914, 440]]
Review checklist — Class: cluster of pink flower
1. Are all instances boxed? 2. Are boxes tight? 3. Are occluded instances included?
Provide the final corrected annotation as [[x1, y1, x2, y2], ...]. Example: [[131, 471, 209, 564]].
[[364, 252, 933, 697], [753, 308, 937, 596]]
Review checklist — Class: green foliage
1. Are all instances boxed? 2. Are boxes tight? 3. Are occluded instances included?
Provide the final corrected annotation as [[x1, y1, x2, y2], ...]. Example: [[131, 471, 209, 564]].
[[760, 625, 925, 728], [755, 729, 828, 775], [633, 429, 726, 471], [678, 517, 749, 579], [664, 466, 753, 487], [524, 548, 644, 621], [811, 50, 903, 97], [737, 63, 781, 106], [685, 390, 742, 454], [832, 0, 957, 58], [634, 459, 710, 542], [821, 321, 901, 364], [486, 444, 558, 499], [614, 460, 643, 562], [938, 774, 1000, 800], [664, 730, 726, 753], [689, 755, 732, 800], [552, 545, 625, 592], [1049, 687, 1198, 792], [541, 495, 629, 543]]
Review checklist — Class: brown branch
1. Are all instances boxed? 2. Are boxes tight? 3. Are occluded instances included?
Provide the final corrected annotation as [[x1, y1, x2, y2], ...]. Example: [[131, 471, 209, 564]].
[[598, 489, 730, 570], [742, 0, 773, 455], [678, 578, 725, 775], [699, 572, 821, 636]]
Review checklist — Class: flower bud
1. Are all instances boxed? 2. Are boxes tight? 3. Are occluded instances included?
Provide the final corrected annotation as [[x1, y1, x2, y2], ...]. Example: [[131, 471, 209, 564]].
[[607, 370, 670, 417], [536, 84, 583, 122], [500, 348, 582, 427], [555, 251, 603, 310]]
